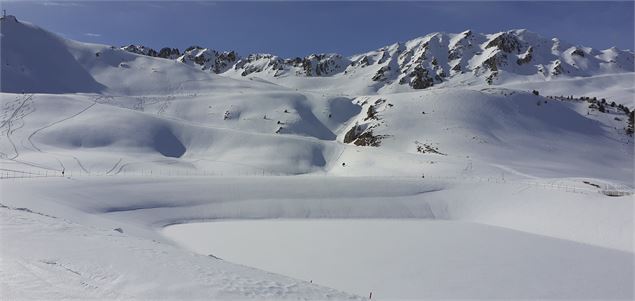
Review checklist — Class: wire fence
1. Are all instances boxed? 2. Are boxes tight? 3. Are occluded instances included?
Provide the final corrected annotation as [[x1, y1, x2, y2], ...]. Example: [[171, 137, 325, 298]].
[[0, 168, 632, 197], [0, 168, 282, 179], [431, 175, 633, 196]]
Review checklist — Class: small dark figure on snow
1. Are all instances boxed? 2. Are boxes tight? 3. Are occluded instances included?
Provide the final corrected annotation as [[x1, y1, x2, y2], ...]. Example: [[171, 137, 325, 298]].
[[61, 169, 65, 177], [342, 162, 346, 167]]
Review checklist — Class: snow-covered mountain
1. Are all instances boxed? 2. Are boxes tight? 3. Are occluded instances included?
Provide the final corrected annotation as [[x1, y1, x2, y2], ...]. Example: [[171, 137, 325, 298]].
[[1, 14, 633, 177], [1, 15, 634, 300], [121, 29, 634, 92]]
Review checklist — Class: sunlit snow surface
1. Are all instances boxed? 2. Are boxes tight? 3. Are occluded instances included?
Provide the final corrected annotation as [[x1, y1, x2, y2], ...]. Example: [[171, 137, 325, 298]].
[[164, 219, 633, 299]]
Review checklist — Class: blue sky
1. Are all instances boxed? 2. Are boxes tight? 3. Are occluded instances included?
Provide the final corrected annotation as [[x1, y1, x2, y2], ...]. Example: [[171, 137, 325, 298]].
[[2, 1, 634, 57]]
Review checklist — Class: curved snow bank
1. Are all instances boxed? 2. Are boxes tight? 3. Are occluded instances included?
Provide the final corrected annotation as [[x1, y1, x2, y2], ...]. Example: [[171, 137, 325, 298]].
[[2, 177, 631, 252], [0, 205, 360, 300], [37, 107, 186, 158], [0, 16, 105, 94], [424, 181, 634, 252], [179, 126, 334, 174], [156, 90, 357, 141]]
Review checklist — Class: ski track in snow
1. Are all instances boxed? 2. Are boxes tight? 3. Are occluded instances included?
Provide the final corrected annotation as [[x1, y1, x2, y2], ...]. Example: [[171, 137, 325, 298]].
[[25, 97, 98, 173], [0, 94, 34, 160], [104, 158, 123, 175], [27, 101, 96, 152]]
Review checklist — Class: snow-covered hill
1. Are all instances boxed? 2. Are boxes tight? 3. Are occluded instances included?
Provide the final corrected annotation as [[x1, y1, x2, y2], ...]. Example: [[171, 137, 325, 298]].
[[1, 14, 633, 300], [0, 16, 105, 94]]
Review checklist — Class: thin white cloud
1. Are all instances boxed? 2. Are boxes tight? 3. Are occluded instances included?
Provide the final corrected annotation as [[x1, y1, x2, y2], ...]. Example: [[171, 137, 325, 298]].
[[41, 1, 85, 7], [195, 1, 217, 6], [141, 2, 166, 9], [84, 33, 101, 37]]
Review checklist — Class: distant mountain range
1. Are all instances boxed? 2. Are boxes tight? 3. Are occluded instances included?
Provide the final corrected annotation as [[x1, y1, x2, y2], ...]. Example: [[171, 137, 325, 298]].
[[122, 29, 635, 90]]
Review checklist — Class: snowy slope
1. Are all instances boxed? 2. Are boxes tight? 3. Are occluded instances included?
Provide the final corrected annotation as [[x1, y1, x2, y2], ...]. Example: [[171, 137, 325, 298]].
[[335, 88, 633, 182], [0, 16, 105, 93]]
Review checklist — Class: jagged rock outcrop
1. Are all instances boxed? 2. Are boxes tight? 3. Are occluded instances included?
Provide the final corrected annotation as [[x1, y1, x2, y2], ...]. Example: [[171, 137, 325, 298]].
[[485, 32, 522, 53], [158, 47, 180, 59], [178, 47, 238, 73], [572, 48, 585, 57], [122, 45, 158, 57], [400, 66, 434, 89], [372, 66, 391, 81], [295, 54, 349, 76], [235, 54, 285, 76], [483, 52, 508, 72], [122, 45, 180, 59], [516, 46, 533, 65], [343, 124, 362, 144], [353, 131, 385, 147], [552, 60, 564, 76], [351, 55, 370, 68], [486, 71, 499, 85], [343, 124, 385, 147]]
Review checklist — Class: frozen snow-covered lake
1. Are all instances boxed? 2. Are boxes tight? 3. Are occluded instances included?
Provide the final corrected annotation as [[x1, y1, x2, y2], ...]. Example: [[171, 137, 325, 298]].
[[163, 219, 633, 300]]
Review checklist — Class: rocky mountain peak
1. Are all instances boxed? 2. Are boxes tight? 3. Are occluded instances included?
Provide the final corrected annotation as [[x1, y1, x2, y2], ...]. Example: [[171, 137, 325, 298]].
[[485, 32, 523, 53], [118, 29, 634, 91], [120, 45, 180, 59]]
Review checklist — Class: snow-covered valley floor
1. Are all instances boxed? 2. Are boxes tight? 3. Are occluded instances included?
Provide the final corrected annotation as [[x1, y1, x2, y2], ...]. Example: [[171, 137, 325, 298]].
[[2, 175, 633, 299], [163, 219, 634, 300]]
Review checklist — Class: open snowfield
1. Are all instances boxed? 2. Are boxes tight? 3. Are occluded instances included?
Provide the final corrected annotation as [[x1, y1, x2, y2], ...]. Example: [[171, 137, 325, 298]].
[[1, 14, 634, 300], [2, 176, 633, 299], [164, 219, 633, 300]]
